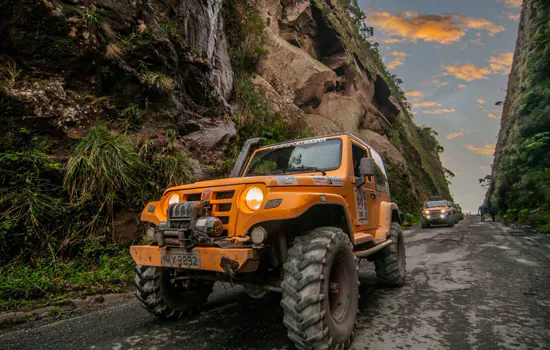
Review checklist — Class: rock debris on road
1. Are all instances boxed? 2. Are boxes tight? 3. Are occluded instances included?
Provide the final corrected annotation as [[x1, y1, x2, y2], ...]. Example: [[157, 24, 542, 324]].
[[2, 216, 549, 350]]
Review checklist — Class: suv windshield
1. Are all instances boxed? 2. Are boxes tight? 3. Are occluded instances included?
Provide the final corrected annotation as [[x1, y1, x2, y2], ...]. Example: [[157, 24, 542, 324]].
[[244, 138, 342, 176], [425, 200, 447, 208]]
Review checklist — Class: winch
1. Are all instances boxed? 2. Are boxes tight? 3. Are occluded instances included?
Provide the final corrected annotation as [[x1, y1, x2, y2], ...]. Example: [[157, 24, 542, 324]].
[[160, 200, 224, 249]]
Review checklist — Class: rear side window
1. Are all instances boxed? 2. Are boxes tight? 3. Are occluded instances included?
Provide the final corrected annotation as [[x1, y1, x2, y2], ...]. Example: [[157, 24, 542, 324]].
[[368, 148, 388, 187]]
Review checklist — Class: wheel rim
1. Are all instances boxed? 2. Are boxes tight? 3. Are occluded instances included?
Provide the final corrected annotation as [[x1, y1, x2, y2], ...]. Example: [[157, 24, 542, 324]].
[[397, 234, 405, 273], [328, 252, 351, 323]]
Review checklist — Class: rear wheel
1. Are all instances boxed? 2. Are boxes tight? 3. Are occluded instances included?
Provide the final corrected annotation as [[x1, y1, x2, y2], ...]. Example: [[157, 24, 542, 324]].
[[374, 223, 406, 287], [134, 265, 213, 319], [281, 227, 359, 350]]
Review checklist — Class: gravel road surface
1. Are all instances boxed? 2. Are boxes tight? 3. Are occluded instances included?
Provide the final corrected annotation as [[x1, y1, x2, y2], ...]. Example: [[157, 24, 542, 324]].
[[2, 216, 549, 349]]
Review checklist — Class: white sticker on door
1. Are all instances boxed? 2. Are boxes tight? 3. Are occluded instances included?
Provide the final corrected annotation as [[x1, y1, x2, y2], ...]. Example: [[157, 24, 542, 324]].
[[354, 187, 368, 225]]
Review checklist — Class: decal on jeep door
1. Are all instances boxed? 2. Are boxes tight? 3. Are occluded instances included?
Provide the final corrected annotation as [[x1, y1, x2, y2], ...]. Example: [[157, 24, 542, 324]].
[[312, 176, 328, 185], [327, 176, 343, 185], [355, 187, 368, 225]]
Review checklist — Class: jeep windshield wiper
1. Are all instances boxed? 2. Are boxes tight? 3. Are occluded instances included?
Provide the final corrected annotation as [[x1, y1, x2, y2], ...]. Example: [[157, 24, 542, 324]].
[[287, 166, 327, 175]]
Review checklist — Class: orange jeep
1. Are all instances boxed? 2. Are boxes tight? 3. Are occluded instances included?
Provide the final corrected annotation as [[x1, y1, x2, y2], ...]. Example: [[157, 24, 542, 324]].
[[131, 133, 406, 349]]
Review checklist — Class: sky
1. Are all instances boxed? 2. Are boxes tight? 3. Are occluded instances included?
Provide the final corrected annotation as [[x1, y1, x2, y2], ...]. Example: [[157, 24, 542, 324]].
[[358, 0, 522, 212]]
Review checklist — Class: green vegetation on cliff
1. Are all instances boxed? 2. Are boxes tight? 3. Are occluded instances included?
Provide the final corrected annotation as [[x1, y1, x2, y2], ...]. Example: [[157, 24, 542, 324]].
[[487, 0, 550, 231]]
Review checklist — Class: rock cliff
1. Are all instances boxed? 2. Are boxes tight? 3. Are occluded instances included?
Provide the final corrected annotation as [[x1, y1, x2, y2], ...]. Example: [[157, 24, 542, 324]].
[[485, 0, 550, 230], [0, 0, 450, 250]]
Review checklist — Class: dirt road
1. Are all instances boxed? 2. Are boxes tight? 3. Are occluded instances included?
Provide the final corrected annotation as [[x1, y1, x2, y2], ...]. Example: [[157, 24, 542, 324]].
[[2, 216, 549, 349]]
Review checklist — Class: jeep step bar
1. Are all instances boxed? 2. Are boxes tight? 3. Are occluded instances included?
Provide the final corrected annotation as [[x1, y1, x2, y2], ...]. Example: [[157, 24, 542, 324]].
[[354, 239, 393, 257]]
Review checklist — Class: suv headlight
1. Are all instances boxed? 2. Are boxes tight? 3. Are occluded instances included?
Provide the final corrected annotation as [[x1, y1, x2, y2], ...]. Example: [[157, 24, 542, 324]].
[[245, 187, 264, 211], [440, 209, 446, 213], [168, 194, 180, 205], [424, 210, 429, 214]]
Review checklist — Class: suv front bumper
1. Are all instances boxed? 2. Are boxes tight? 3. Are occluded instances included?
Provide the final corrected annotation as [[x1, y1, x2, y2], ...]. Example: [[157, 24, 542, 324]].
[[130, 245, 260, 273]]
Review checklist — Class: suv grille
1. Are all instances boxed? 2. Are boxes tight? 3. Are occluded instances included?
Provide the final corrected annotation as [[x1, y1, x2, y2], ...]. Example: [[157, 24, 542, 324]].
[[429, 210, 441, 216]]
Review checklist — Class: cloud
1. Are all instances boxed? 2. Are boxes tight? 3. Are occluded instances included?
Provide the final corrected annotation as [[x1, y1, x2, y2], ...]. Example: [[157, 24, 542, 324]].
[[419, 79, 440, 87], [412, 101, 442, 108], [488, 52, 514, 74], [442, 63, 492, 81], [477, 98, 485, 104], [458, 84, 466, 88], [405, 90, 425, 97], [387, 51, 408, 69], [466, 144, 495, 156], [442, 52, 514, 81], [446, 129, 472, 139], [498, 0, 522, 8], [505, 12, 520, 21], [488, 112, 501, 120], [423, 108, 456, 115], [369, 11, 504, 45], [438, 81, 449, 87]]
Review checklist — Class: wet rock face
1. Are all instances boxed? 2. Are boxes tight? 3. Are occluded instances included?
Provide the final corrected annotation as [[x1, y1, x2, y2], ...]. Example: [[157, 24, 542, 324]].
[[0, 0, 234, 158]]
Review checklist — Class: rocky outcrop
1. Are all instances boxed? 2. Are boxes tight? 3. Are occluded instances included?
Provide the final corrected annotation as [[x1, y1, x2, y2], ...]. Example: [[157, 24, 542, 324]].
[[0, 0, 236, 161], [247, 0, 450, 207]]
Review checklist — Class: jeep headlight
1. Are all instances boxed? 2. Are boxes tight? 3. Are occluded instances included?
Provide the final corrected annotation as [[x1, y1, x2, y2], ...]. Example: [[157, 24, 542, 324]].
[[245, 187, 264, 211], [168, 193, 180, 205], [440, 209, 446, 213], [424, 210, 429, 215]]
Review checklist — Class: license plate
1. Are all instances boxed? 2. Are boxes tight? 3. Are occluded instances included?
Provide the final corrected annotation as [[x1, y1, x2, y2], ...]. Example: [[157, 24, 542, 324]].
[[161, 249, 201, 268]]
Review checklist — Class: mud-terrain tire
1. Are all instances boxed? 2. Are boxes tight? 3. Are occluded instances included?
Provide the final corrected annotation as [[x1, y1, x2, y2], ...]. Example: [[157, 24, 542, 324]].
[[281, 227, 359, 350], [374, 223, 406, 287], [421, 218, 430, 229], [134, 265, 213, 319], [447, 216, 455, 227]]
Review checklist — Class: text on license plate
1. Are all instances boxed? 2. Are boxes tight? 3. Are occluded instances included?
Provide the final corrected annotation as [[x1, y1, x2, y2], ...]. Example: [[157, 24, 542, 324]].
[[161, 249, 201, 268]]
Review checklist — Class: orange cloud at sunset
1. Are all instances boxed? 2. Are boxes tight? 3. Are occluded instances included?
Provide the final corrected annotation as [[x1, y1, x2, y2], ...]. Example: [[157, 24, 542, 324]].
[[412, 101, 442, 108], [498, 0, 522, 8], [488, 113, 501, 120], [477, 98, 485, 104], [387, 51, 408, 69], [369, 11, 504, 44], [458, 84, 466, 88], [442, 53, 513, 81], [442, 63, 492, 81], [467, 144, 495, 156], [446, 129, 471, 139], [406, 90, 425, 97], [488, 52, 514, 74], [423, 108, 456, 115]]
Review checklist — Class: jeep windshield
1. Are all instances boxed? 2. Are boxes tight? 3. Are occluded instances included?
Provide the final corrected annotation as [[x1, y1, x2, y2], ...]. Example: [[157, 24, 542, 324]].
[[244, 138, 342, 176], [425, 200, 447, 208]]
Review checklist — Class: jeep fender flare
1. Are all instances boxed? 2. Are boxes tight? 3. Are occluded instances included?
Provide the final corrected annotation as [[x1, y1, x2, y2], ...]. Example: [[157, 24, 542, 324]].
[[141, 201, 162, 226], [375, 201, 401, 241]]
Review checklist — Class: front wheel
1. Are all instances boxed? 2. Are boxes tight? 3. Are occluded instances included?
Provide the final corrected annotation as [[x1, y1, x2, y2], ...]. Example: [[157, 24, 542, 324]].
[[375, 223, 406, 287], [134, 265, 213, 319], [281, 227, 359, 350]]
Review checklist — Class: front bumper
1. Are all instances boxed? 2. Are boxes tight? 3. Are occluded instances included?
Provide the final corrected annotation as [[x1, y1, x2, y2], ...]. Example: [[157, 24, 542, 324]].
[[130, 245, 259, 273], [423, 215, 450, 224]]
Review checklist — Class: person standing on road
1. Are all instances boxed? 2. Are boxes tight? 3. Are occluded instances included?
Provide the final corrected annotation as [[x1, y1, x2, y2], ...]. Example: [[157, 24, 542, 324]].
[[478, 204, 487, 222]]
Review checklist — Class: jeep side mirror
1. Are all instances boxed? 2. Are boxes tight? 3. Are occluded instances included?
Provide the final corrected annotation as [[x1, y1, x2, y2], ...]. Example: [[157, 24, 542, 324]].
[[359, 158, 376, 177]]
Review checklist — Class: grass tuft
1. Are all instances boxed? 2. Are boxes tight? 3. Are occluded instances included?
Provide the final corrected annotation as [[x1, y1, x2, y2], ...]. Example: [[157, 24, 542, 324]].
[[64, 124, 147, 229]]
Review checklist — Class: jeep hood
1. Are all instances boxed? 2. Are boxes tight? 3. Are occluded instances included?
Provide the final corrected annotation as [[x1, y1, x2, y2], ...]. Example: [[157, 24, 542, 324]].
[[164, 174, 343, 194]]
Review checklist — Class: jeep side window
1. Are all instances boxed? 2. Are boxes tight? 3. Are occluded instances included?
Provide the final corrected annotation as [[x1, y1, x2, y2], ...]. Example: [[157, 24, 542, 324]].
[[369, 148, 388, 186], [351, 143, 367, 177]]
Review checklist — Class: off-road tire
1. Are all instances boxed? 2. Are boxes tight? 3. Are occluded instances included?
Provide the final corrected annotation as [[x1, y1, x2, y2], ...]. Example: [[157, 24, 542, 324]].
[[134, 265, 213, 319], [281, 227, 359, 350], [421, 218, 430, 229], [374, 223, 406, 287], [447, 216, 455, 227]]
